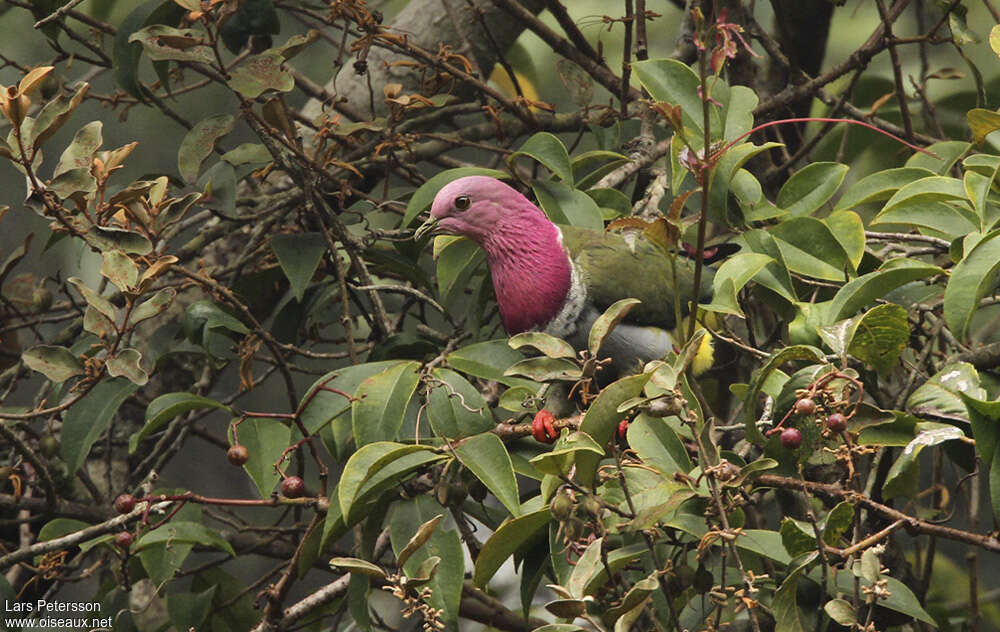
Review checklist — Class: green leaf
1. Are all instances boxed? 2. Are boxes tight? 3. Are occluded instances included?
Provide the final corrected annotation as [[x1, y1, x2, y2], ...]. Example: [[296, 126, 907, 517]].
[[230, 417, 291, 499], [22, 345, 84, 383], [905, 140, 969, 174], [872, 201, 977, 240], [426, 368, 494, 439], [824, 599, 857, 626], [139, 540, 193, 586], [396, 513, 443, 569], [846, 303, 909, 375], [454, 432, 521, 516], [62, 378, 139, 474], [88, 225, 154, 255], [330, 557, 386, 578], [68, 276, 117, 324], [576, 374, 650, 486], [961, 393, 1000, 470], [827, 258, 942, 322], [351, 361, 420, 446], [907, 362, 983, 419], [30, 83, 90, 150], [299, 362, 407, 460], [447, 340, 533, 389], [880, 175, 969, 216], [54, 121, 102, 178], [529, 431, 604, 477], [780, 518, 816, 558], [834, 167, 936, 211], [178, 114, 235, 184], [822, 501, 855, 546], [824, 210, 865, 270], [508, 332, 576, 359], [833, 571, 937, 625], [106, 348, 149, 385], [626, 415, 692, 475], [572, 150, 628, 189], [101, 250, 138, 292], [434, 236, 486, 310], [130, 288, 176, 327], [389, 497, 463, 631], [337, 442, 439, 521], [702, 253, 774, 316], [128, 25, 214, 63], [632, 59, 706, 136], [136, 520, 235, 556], [944, 229, 1000, 340], [504, 357, 581, 382], [509, 132, 572, 182], [773, 562, 810, 632], [883, 426, 966, 500], [401, 168, 509, 228], [532, 180, 603, 229], [776, 162, 848, 216], [588, 298, 641, 356], [708, 142, 784, 225], [228, 51, 293, 98], [167, 586, 216, 632], [269, 232, 328, 302], [130, 392, 231, 453], [473, 507, 551, 587], [769, 217, 850, 281]]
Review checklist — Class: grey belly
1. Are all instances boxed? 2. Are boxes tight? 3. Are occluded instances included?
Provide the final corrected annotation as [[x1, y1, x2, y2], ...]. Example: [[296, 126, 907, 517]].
[[567, 306, 675, 379]]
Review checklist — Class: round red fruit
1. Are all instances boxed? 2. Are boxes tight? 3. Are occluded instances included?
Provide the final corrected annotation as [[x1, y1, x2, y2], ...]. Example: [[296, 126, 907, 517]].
[[281, 476, 305, 498], [794, 398, 817, 416], [115, 532, 134, 550], [113, 493, 136, 514], [826, 413, 847, 432], [780, 427, 803, 449], [617, 419, 630, 441], [227, 445, 249, 466]]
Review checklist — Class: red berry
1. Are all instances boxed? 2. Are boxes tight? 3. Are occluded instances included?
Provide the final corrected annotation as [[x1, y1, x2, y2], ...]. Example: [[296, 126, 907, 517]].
[[780, 427, 803, 449], [826, 413, 847, 432], [115, 531, 134, 550], [227, 444, 249, 466], [794, 398, 816, 416], [113, 493, 136, 514], [617, 419, 630, 441], [281, 476, 305, 498]]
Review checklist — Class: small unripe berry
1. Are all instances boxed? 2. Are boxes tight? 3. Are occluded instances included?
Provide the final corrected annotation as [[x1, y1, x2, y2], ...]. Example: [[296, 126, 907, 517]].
[[115, 532, 134, 550], [550, 490, 575, 521], [114, 493, 136, 514], [794, 398, 817, 416], [281, 476, 305, 498], [826, 413, 847, 432], [780, 427, 803, 449], [39, 435, 59, 458], [582, 495, 602, 518], [227, 444, 249, 466], [646, 397, 683, 418]]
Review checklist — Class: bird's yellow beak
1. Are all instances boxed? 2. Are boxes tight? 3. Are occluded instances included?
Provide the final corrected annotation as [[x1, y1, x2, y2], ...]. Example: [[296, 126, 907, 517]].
[[414, 215, 439, 241]]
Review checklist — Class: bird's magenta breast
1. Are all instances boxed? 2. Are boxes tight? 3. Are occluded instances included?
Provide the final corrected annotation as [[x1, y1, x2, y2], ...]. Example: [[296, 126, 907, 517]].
[[483, 225, 573, 335]]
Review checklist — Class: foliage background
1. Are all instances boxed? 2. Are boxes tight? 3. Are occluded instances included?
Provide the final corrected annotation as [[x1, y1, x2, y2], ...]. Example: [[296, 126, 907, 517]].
[[2, 1, 1000, 632]]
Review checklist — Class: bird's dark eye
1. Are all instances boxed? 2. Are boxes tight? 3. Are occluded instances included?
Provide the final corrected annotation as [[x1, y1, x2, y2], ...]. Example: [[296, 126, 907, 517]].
[[454, 195, 471, 211]]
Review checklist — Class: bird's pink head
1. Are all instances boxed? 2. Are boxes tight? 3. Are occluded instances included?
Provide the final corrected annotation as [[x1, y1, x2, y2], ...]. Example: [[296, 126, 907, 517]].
[[421, 175, 571, 335], [427, 176, 546, 245]]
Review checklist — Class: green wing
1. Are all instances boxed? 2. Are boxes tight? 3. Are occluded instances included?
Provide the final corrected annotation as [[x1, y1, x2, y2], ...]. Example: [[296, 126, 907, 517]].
[[559, 225, 714, 329]]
